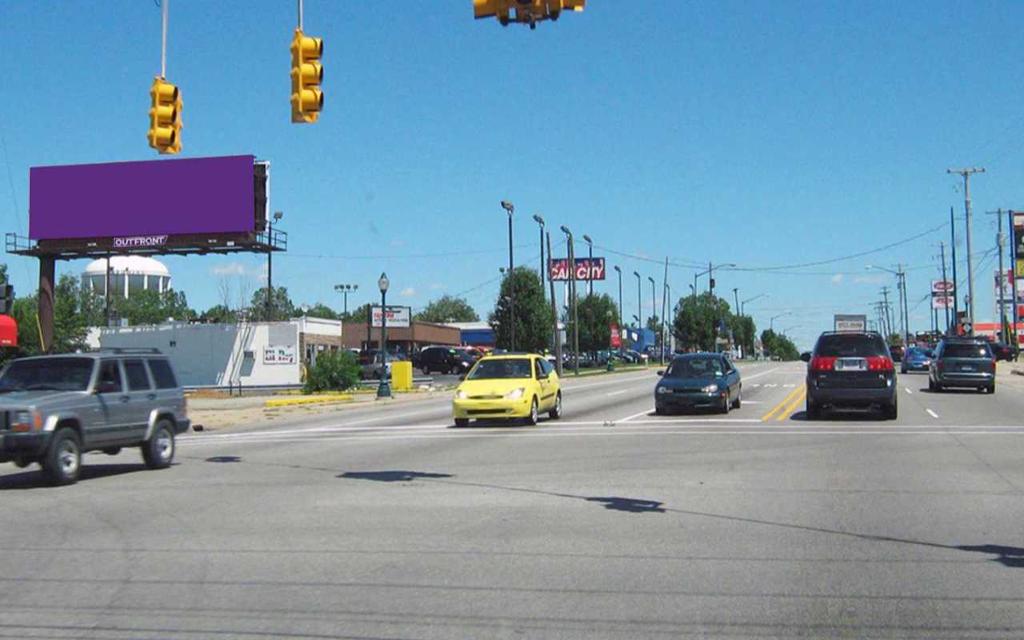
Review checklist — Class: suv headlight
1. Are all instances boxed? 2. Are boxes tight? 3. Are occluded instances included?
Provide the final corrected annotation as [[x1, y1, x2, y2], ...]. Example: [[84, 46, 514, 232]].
[[656, 386, 671, 395], [505, 388, 525, 400], [455, 390, 468, 400], [12, 409, 42, 432], [702, 384, 719, 393]]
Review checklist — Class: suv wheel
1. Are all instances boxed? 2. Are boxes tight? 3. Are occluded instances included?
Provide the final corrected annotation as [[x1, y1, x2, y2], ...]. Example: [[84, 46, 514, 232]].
[[806, 397, 821, 420], [43, 428, 81, 486], [883, 400, 898, 420], [142, 420, 176, 470], [422, 366, 431, 376]]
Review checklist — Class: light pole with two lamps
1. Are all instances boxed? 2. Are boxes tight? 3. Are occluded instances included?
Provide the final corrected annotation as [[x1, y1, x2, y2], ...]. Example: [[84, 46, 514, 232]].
[[500, 200, 516, 351], [582, 234, 594, 296], [266, 210, 283, 320], [560, 225, 580, 375], [532, 214, 545, 303]]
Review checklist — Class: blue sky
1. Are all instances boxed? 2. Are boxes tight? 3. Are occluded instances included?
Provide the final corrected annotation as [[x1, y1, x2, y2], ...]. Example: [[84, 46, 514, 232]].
[[2, 1, 1023, 349]]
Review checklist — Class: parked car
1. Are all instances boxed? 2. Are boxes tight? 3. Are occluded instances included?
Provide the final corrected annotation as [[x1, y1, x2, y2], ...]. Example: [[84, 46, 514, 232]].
[[413, 346, 474, 376], [900, 346, 933, 374], [802, 331, 897, 420], [655, 352, 741, 414], [0, 349, 190, 485], [888, 344, 905, 363], [452, 353, 562, 427], [990, 342, 1015, 362], [928, 337, 995, 393]]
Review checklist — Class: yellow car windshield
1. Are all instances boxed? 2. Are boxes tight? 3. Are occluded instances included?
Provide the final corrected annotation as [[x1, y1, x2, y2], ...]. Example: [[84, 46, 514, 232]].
[[468, 359, 532, 380]]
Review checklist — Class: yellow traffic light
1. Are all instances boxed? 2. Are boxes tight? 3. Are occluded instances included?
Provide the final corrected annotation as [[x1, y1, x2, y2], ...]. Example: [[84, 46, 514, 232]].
[[473, 0, 584, 28], [290, 28, 323, 124], [148, 77, 182, 154]]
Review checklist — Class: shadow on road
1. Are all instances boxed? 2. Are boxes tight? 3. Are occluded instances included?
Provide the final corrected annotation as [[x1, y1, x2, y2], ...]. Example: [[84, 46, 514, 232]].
[[0, 463, 154, 490], [789, 409, 889, 422], [957, 544, 1024, 568], [918, 387, 986, 395], [205, 455, 242, 463], [585, 496, 665, 513], [339, 470, 453, 482]]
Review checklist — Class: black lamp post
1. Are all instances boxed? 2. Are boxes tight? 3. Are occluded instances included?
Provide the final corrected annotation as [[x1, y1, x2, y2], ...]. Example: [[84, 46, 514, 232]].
[[376, 273, 391, 399], [582, 234, 594, 296], [560, 225, 580, 375], [633, 271, 642, 330], [267, 210, 283, 320], [532, 214, 545, 303], [500, 200, 515, 351]]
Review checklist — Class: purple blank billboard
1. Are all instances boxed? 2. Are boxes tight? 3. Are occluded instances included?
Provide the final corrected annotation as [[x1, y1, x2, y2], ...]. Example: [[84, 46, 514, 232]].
[[29, 155, 255, 240]]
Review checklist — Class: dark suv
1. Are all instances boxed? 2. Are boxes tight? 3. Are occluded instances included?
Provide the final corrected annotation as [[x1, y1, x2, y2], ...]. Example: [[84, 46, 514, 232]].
[[802, 331, 897, 420], [413, 346, 473, 376], [928, 337, 995, 393]]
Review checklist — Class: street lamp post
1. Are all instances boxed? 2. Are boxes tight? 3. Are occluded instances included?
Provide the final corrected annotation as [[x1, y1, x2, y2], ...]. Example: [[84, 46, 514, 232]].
[[560, 226, 580, 375], [267, 210, 283, 320], [633, 271, 642, 332], [376, 273, 391, 399], [741, 293, 767, 317], [613, 265, 623, 330], [733, 288, 740, 315], [582, 234, 594, 296], [500, 201, 515, 351], [770, 311, 791, 332], [648, 276, 656, 351], [334, 283, 358, 317], [532, 214, 545, 303]]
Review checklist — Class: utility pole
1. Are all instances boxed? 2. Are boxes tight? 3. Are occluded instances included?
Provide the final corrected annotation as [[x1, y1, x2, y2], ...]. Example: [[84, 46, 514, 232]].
[[950, 206, 959, 330], [898, 264, 909, 344], [546, 232, 562, 376], [947, 167, 985, 334], [988, 209, 1009, 342], [880, 287, 893, 340], [939, 241, 950, 332]]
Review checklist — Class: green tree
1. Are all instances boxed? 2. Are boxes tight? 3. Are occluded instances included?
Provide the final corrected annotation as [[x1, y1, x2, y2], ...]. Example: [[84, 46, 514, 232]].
[[415, 295, 479, 323], [11, 295, 40, 355], [569, 293, 618, 353], [303, 350, 361, 393], [760, 329, 799, 360], [342, 302, 373, 324], [303, 303, 338, 319], [249, 286, 295, 321], [110, 288, 194, 326], [489, 267, 550, 353], [673, 292, 732, 352], [729, 314, 757, 355], [52, 274, 90, 352], [200, 304, 237, 324]]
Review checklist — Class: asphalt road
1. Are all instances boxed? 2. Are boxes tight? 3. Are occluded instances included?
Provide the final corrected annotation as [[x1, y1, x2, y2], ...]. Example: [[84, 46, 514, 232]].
[[2, 361, 1024, 639]]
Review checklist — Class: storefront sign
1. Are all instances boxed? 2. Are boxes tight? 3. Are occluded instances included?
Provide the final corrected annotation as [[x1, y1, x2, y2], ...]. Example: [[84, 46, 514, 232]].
[[371, 306, 411, 328], [610, 323, 621, 348], [263, 345, 296, 364]]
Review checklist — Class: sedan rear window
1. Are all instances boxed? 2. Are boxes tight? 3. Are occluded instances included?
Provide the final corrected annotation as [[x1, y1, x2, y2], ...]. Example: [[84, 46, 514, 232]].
[[815, 335, 887, 358], [941, 343, 992, 359]]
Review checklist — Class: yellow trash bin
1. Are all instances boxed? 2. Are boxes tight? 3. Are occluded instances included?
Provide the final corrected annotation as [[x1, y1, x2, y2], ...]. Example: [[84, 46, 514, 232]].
[[391, 360, 413, 391]]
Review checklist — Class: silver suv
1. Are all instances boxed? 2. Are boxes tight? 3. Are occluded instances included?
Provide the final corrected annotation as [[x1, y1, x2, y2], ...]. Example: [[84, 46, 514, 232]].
[[0, 349, 190, 485]]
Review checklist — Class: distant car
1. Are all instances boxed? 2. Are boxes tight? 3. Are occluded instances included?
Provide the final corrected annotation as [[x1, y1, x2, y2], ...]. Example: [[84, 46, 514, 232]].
[[990, 342, 1014, 362], [0, 350, 189, 485], [803, 331, 897, 420], [413, 346, 473, 376], [900, 346, 933, 374], [359, 349, 408, 379], [655, 353, 741, 414], [928, 338, 995, 393], [888, 344, 905, 363], [452, 353, 562, 427]]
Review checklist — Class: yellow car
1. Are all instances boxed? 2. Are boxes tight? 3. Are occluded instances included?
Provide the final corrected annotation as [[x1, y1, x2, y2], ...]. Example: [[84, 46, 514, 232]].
[[452, 353, 562, 427]]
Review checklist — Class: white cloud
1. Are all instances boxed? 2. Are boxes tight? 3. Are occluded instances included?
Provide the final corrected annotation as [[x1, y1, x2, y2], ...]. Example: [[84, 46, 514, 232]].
[[400, 287, 416, 297], [853, 274, 887, 285], [830, 273, 844, 285], [211, 262, 247, 276]]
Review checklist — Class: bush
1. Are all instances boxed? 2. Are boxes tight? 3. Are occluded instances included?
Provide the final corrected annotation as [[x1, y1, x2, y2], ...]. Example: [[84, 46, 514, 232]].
[[303, 350, 361, 394]]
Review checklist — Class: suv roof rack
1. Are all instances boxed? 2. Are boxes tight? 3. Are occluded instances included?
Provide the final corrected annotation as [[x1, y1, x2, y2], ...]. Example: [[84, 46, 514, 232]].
[[98, 347, 163, 354]]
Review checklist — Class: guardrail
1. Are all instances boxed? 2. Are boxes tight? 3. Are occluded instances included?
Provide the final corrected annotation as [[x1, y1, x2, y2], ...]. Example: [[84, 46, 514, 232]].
[[185, 376, 438, 396]]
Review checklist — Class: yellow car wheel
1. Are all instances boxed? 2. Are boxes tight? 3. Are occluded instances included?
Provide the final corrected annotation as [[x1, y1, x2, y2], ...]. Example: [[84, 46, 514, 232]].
[[549, 392, 562, 419], [454, 418, 469, 428], [525, 397, 539, 426]]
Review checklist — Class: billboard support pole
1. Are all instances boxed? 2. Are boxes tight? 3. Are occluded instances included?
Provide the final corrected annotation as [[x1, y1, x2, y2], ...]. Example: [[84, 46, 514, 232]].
[[38, 257, 54, 353], [940, 242, 950, 332], [546, 232, 562, 377], [104, 254, 112, 327]]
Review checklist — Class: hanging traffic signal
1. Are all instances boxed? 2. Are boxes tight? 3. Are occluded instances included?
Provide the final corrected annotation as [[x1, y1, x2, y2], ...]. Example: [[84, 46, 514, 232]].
[[473, 0, 585, 28], [148, 77, 182, 154], [290, 29, 323, 124]]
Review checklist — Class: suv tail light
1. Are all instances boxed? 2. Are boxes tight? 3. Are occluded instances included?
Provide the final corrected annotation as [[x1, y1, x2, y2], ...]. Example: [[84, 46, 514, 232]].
[[810, 356, 836, 371], [866, 356, 894, 372]]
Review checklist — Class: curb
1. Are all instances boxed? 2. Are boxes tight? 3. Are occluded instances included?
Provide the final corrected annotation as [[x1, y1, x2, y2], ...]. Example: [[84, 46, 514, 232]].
[[264, 394, 353, 408]]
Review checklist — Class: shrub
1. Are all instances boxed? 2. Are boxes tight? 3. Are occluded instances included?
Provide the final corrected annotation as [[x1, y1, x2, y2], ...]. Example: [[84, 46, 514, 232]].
[[303, 350, 361, 394]]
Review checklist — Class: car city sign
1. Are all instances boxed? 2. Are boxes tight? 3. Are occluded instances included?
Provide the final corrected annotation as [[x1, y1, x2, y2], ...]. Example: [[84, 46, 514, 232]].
[[931, 279, 955, 310], [548, 257, 606, 281]]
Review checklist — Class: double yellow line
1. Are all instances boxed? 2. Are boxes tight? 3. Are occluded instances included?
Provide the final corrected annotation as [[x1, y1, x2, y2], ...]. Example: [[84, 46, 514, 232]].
[[761, 384, 807, 422]]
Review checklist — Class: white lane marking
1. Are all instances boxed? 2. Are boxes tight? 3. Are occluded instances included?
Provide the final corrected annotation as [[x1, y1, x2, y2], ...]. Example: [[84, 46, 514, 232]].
[[750, 383, 761, 388], [178, 428, 1024, 446], [741, 400, 763, 404], [607, 389, 629, 397], [763, 384, 777, 388], [740, 367, 783, 381], [783, 384, 795, 388], [615, 409, 654, 423], [905, 387, 913, 395], [927, 409, 939, 419]]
